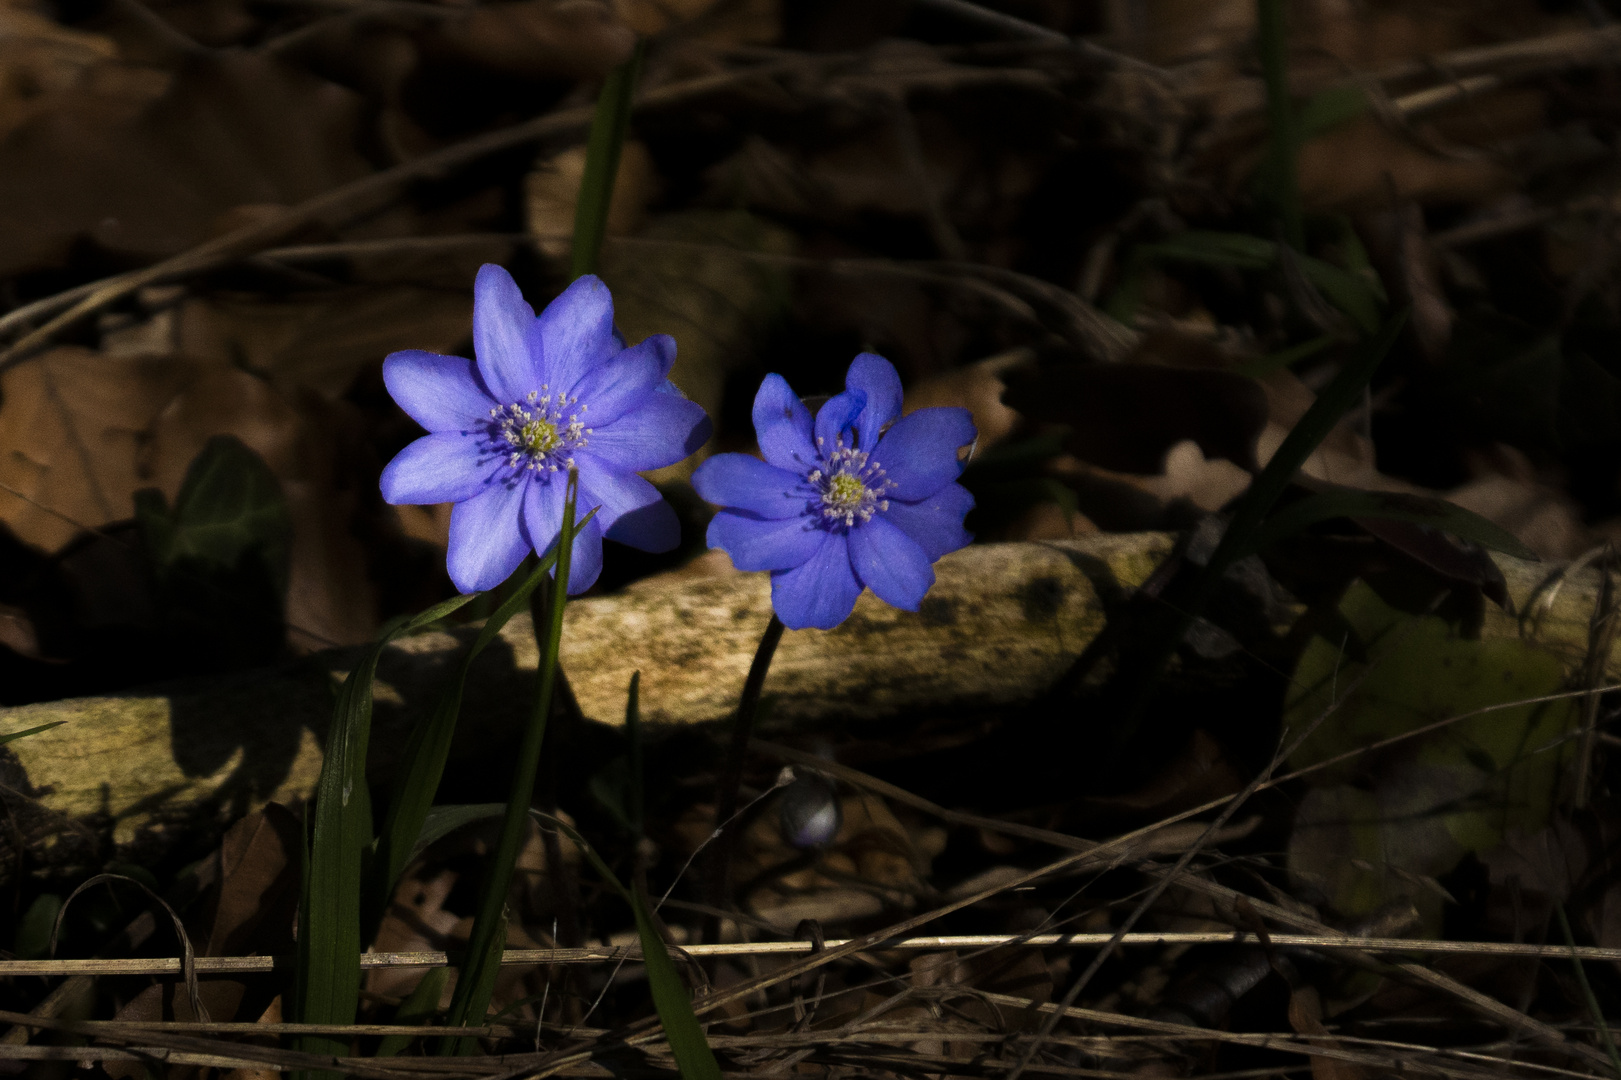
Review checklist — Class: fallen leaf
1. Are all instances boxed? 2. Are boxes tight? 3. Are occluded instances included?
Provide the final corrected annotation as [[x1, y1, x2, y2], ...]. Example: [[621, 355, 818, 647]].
[[0, 53, 370, 276], [1286, 580, 1578, 925]]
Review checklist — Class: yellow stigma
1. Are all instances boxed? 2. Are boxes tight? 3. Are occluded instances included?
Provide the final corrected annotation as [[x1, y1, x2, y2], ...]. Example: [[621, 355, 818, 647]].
[[519, 417, 562, 456], [825, 472, 867, 509]]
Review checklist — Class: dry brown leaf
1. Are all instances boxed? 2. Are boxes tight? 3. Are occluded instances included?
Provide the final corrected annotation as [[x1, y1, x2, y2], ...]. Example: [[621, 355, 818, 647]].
[[219, 996, 282, 1080], [0, 349, 383, 647], [0, 0, 116, 141], [434, 0, 634, 80], [370, 815, 577, 1007], [145, 368, 379, 648], [1288, 983, 1373, 1080], [168, 285, 477, 399], [738, 789, 938, 933], [0, 53, 370, 276], [1445, 446, 1589, 560], [206, 803, 302, 958], [901, 349, 1026, 452], [0, 347, 206, 552], [1298, 116, 1520, 212]]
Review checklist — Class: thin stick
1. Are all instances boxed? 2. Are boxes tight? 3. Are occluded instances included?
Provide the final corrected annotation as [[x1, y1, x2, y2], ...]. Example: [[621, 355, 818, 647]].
[[7, 934, 1621, 978]]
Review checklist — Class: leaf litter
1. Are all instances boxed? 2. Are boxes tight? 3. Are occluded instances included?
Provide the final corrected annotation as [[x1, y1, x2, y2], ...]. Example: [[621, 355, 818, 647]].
[[0, 0, 1619, 1076]]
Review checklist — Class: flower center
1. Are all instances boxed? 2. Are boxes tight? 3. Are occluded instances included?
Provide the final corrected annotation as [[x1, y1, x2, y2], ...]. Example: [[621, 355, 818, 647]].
[[808, 437, 895, 527], [489, 387, 590, 474]]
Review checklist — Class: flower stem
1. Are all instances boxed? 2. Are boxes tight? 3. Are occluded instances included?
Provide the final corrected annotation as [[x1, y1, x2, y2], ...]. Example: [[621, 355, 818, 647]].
[[703, 613, 786, 944], [571, 40, 644, 280], [440, 471, 579, 1052]]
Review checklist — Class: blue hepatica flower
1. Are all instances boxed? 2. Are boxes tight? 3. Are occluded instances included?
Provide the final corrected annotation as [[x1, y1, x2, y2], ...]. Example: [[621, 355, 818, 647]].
[[692, 353, 976, 630], [380, 264, 710, 595]]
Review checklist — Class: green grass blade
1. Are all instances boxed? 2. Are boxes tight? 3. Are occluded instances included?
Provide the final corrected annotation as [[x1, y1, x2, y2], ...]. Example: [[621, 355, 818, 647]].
[[0, 720, 65, 746], [1105, 310, 1408, 756], [441, 473, 580, 1052], [1257, 0, 1302, 249], [408, 804, 505, 865], [539, 812, 723, 1080], [626, 671, 643, 837], [571, 42, 645, 280], [1215, 309, 1408, 573], [1235, 334, 1334, 379], [297, 590, 476, 1071], [369, 546, 564, 932], [376, 966, 449, 1057], [1556, 905, 1621, 1077], [1252, 487, 1538, 560]]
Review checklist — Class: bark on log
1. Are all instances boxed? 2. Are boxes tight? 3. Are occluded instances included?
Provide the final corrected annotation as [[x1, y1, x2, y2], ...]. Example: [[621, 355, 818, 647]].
[[0, 533, 1610, 883]]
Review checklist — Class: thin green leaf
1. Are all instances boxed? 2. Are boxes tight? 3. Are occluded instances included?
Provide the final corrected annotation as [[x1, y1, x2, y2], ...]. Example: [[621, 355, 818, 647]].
[[1107, 310, 1409, 755], [298, 588, 478, 1070], [1300, 255, 1384, 334], [1556, 906, 1621, 1078], [538, 812, 723, 1080], [376, 967, 449, 1057], [1256, 0, 1301, 248], [15, 894, 61, 960], [626, 671, 644, 836], [1253, 488, 1538, 560], [369, 525, 592, 933], [0, 720, 64, 746], [136, 434, 292, 593], [1297, 85, 1367, 140], [1234, 334, 1336, 379], [408, 804, 505, 866], [1218, 310, 1409, 571], [1136, 230, 1276, 270], [442, 473, 581, 1051], [571, 42, 645, 279]]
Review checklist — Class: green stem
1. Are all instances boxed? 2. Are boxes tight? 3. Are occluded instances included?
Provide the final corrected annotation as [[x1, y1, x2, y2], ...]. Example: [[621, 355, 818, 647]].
[[1556, 905, 1621, 1077], [1257, 0, 1302, 250], [440, 471, 579, 1052], [571, 41, 645, 280], [704, 614, 786, 943]]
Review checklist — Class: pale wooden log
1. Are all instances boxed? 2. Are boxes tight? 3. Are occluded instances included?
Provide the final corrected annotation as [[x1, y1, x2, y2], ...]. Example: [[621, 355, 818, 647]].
[[0, 533, 1610, 882]]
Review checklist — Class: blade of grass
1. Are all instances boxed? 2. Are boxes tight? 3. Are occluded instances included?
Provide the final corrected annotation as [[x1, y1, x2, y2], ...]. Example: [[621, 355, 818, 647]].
[[1235, 334, 1335, 379], [367, 513, 595, 938], [440, 471, 580, 1052], [1251, 487, 1538, 560], [1555, 905, 1621, 1077], [1257, 0, 1302, 249], [1104, 310, 1408, 757], [296, 591, 476, 1073], [538, 811, 723, 1080], [0, 721, 64, 746], [571, 41, 645, 280], [626, 671, 643, 838]]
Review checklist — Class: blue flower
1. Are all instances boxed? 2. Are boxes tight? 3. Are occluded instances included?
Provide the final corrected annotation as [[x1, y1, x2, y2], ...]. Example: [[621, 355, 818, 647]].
[[380, 265, 710, 595], [692, 353, 975, 630]]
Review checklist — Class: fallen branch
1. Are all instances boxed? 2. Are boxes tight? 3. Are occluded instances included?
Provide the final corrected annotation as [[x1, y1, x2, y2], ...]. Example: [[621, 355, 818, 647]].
[[0, 534, 1611, 883]]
